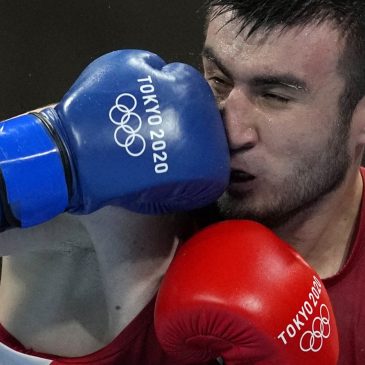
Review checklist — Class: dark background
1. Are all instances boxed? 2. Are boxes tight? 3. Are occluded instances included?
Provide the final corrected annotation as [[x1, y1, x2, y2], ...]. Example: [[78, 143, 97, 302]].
[[0, 0, 206, 120]]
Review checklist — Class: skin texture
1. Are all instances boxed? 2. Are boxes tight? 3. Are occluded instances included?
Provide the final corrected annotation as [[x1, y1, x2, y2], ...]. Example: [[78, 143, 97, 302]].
[[203, 10, 365, 278], [0, 207, 183, 356]]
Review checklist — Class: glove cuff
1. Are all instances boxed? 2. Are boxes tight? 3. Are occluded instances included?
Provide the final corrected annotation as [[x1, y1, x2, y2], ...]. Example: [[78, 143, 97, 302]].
[[0, 113, 69, 228]]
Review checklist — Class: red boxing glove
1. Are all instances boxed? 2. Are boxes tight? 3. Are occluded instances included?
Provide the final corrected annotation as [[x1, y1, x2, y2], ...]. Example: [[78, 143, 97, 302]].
[[155, 220, 339, 365]]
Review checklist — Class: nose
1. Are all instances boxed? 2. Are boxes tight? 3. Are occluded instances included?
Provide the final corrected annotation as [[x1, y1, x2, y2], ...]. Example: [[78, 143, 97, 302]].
[[220, 88, 258, 153]]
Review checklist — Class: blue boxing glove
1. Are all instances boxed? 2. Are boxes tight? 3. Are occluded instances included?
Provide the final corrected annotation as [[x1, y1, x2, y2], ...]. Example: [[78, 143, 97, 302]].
[[0, 50, 229, 230]]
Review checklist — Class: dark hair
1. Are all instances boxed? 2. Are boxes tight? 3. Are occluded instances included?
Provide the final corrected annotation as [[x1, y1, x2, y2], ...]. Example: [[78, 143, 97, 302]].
[[203, 0, 365, 122]]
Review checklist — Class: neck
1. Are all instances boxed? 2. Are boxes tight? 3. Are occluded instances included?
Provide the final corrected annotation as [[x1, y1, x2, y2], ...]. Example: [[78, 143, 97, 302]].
[[274, 167, 363, 279], [0, 207, 183, 357]]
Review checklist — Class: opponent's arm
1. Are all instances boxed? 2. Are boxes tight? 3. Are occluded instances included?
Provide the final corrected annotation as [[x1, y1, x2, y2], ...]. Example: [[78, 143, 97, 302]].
[[0, 50, 230, 231]]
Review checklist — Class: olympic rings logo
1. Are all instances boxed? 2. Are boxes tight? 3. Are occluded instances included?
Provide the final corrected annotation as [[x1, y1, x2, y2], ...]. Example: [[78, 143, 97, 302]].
[[109, 93, 146, 157], [300, 304, 331, 352]]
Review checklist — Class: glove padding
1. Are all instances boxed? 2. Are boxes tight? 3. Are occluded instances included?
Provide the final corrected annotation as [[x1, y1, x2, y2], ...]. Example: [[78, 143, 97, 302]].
[[155, 220, 339, 365], [0, 50, 229, 228]]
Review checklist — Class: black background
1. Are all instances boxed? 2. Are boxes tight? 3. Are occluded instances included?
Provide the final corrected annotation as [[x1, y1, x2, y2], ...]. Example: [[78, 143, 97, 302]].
[[0, 0, 206, 120]]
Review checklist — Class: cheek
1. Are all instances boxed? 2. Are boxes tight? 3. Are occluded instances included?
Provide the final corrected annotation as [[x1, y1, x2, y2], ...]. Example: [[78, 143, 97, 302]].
[[259, 109, 333, 160]]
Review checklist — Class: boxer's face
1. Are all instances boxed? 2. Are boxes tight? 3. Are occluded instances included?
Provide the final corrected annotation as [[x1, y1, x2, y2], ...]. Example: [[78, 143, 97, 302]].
[[203, 11, 352, 227]]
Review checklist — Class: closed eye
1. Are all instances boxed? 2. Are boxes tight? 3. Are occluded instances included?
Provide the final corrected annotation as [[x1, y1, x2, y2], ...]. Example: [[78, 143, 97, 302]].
[[207, 75, 231, 86], [262, 93, 290, 103], [205, 75, 233, 102]]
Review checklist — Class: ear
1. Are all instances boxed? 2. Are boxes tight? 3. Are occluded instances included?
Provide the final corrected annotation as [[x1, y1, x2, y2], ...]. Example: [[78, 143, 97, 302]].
[[351, 95, 365, 145]]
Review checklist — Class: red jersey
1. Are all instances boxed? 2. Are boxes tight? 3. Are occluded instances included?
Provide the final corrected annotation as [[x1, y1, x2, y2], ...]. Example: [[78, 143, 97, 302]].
[[323, 167, 365, 365], [0, 296, 217, 365]]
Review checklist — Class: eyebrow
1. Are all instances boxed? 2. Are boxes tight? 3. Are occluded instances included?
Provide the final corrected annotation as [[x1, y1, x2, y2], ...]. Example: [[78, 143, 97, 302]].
[[202, 46, 234, 79], [251, 75, 309, 93], [202, 46, 309, 93]]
